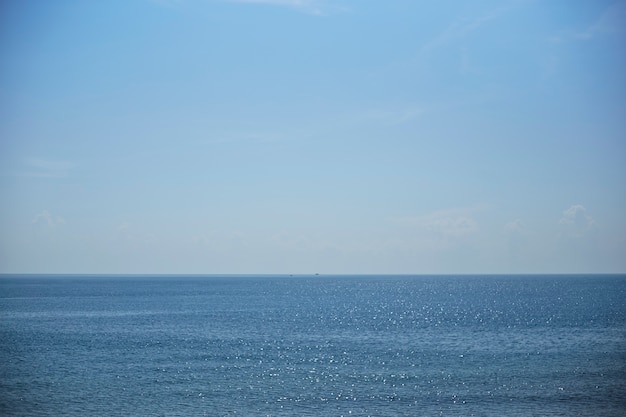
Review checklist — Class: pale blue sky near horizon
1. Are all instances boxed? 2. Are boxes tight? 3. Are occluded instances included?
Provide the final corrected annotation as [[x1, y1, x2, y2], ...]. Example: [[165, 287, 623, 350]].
[[1, 0, 625, 274]]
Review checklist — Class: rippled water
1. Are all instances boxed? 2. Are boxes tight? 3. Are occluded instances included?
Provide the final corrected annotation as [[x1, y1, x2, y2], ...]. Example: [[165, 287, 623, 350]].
[[1, 275, 625, 416]]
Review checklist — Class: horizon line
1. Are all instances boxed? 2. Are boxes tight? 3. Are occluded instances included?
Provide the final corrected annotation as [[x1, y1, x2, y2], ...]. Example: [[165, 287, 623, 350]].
[[1, 272, 625, 277]]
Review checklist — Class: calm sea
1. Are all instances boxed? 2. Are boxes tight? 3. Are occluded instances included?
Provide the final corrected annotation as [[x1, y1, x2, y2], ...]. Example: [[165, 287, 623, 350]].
[[1, 275, 625, 416]]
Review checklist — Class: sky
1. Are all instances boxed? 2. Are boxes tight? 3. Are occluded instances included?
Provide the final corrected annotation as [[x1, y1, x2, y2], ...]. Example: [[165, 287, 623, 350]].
[[0, 0, 625, 274]]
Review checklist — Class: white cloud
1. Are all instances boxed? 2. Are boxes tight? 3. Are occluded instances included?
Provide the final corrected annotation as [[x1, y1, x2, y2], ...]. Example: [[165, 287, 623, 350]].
[[505, 219, 528, 235], [115, 222, 132, 241], [32, 211, 65, 228], [559, 204, 596, 237], [32, 211, 54, 227]]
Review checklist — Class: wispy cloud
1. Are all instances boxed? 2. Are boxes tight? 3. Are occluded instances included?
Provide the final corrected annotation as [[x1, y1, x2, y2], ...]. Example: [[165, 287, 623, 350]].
[[576, 1, 626, 40], [16, 158, 73, 178], [364, 105, 423, 126], [541, 54, 559, 78], [549, 1, 626, 44], [150, 0, 345, 15], [395, 207, 481, 240], [422, 209, 479, 239], [420, 9, 502, 54], [148, 0, 183, 7], [420, 1, 526, 54], [202, 131, 285, 145], [226, 0, 327, 15]]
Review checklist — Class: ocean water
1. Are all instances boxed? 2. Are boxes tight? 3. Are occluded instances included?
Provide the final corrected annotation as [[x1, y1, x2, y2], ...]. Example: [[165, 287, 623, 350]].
[[1, 275, 625, 416]]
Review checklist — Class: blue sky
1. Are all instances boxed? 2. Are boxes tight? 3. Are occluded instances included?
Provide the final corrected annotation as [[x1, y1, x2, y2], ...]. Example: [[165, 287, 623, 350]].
[[1, 0, 625, 274]]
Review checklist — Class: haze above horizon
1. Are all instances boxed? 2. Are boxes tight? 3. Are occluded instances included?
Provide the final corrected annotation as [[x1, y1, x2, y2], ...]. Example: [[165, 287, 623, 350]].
[[1, 0, 625, 274]]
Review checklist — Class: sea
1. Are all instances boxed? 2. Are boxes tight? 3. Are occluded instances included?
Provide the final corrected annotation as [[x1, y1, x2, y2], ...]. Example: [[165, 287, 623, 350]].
[[0, 274, 625, 417]]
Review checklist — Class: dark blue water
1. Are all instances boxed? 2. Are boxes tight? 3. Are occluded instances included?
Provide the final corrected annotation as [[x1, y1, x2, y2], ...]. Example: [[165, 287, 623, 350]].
[[1, 275, 625, 416]]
